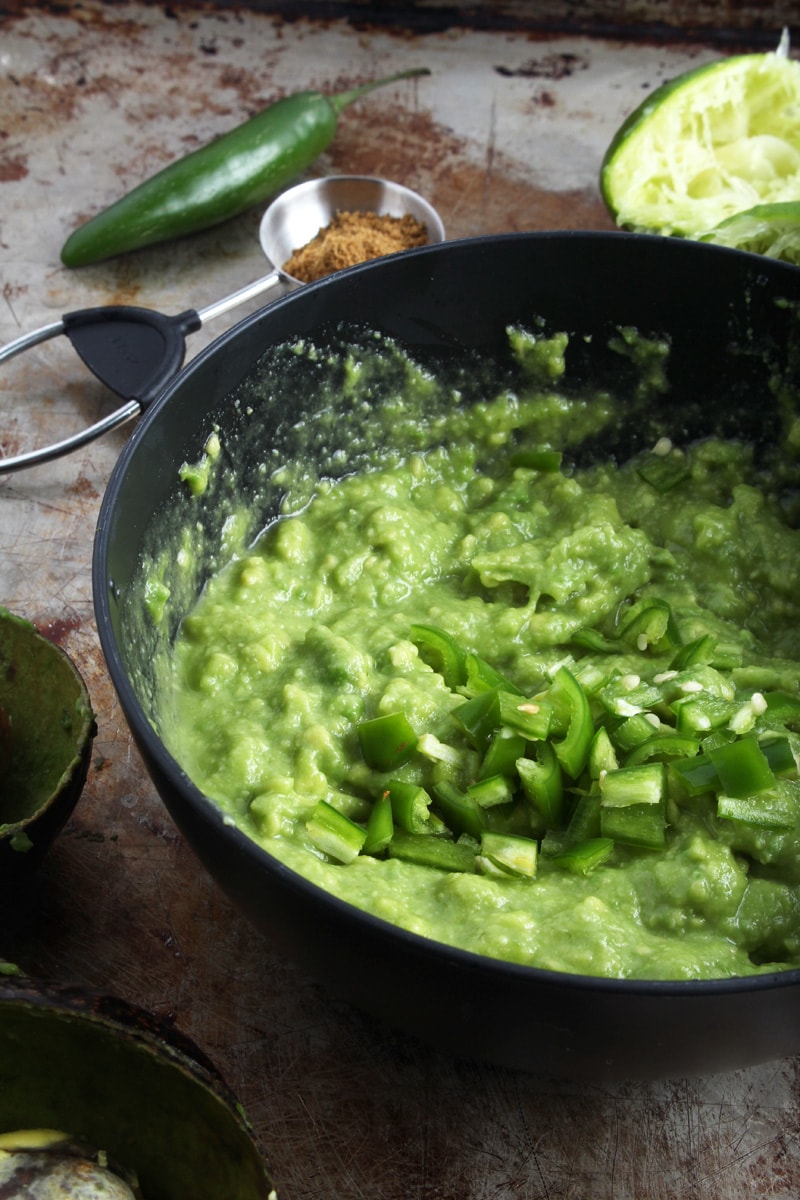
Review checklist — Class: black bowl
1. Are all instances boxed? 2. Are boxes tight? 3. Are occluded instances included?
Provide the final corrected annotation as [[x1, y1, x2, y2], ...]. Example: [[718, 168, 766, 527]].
[[93, 232, 800, 1080]]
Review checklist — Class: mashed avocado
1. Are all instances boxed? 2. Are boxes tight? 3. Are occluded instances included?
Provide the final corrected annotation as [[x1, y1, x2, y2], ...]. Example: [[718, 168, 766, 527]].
[[158, 328, 800, 982]]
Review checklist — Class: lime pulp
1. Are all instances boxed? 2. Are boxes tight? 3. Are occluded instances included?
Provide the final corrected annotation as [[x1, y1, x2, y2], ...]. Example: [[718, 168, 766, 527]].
[[600, 36, 800, 242]]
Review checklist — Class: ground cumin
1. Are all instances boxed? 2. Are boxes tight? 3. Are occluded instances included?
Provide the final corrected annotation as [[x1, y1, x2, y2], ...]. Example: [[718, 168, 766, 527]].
[[283, 209, 429, 282]]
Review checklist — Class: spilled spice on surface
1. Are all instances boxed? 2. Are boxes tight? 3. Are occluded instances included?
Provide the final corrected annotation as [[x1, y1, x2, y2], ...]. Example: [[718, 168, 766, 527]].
[[284, 210, 429, 282]]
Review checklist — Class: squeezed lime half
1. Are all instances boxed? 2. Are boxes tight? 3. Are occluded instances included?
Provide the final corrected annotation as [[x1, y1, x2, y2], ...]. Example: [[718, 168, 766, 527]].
[[601, 33, 800, 241], [702, 199, 800, 262]]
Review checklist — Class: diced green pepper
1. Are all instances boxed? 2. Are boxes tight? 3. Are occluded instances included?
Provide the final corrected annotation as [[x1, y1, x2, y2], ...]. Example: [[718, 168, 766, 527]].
[[416, 732, 464, 767], [670, 634, 717, 670], [708, 738, 775, 798], [764, 691, 800, 727], [357, 711, 418, 771], [362, 790, 394, 856], [480, 727, 528, 779], [600, 761, 666, 808], [498, 691, 553, 741], [306, 800, 367, 864], [517, 741, 564, 826], [508, 447, 563, 472], [669, 752, 719, 797], [453, 688, 501, 750], [431, 780, 486, 839], [410, 623, 468, 689], [388, 831, 476, 872], [599, 762, 667, 849], [464, 653, 525, 696], [615, 597, 679, 653], [600, 802, 666, 849], [759, 735, 797, 777], [547, 666, 593, 779], [613, 712, 661, 752], [467, 774, 515, 808], [624, 732, 701, 766], [636, 450, 691, 493], [564, 789, 603, 843], [570, 627, 623, 654], [386, 779, 433, 834], [589, 726, 619, 779], [598, 674, 663, 718], [478, 830, 539, 879], [671, 693, 737, 734], [717, 782, 798, 830], [552, 836, 614, 874]]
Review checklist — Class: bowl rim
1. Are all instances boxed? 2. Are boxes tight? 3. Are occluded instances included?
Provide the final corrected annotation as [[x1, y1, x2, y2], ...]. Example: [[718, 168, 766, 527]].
[[93, 229, 800, 999]]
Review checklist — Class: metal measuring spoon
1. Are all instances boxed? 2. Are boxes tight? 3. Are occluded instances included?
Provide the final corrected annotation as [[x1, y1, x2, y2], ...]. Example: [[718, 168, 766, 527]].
[[0, 176, 445, 473]]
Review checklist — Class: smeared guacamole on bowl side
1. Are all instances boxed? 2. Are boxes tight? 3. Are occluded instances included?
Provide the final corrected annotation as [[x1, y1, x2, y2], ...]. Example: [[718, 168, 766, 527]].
[[154, 328, 800, 981]]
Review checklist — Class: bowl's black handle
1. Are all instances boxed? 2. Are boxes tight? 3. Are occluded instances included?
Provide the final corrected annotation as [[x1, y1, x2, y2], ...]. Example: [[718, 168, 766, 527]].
[[63, 306, 201, 408], [0, 306, 200, 474]]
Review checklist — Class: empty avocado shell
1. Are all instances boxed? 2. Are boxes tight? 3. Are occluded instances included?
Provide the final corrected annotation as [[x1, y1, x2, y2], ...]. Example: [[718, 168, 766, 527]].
[[0, 1128, 141, 1198], [0, 982, 275, 1200], [0, 607, 95, 878]]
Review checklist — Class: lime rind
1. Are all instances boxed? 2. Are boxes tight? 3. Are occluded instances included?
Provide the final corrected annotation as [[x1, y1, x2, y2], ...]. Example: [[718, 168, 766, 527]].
[[702, 199, 800, 263], [601, 46, 800, 240]]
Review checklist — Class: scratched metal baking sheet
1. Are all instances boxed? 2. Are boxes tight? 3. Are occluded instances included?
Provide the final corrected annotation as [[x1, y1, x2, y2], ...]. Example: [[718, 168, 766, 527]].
[[1, 3, 799, 1197]]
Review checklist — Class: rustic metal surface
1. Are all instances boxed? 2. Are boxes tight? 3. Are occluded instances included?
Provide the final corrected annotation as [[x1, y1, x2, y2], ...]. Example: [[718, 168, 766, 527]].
[[2, 4, 800, 1197]]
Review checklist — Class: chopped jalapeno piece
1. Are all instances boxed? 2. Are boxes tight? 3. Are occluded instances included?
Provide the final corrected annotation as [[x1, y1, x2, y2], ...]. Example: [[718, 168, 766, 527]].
[[624, 732, 701, 766], [478, 831, 539, 879], [357, 712, 418, 771], [498, 691, 553, 741], [363, 790, 394, 856], [570, 627, 623, 654], [616, 597, 679, 652], [508, 447, 563, 472], [467, 774, 515, 808], [306, 800, 367, 863], [388, 831, 476, 873], [636, 450, 691, 493], [598, 675, 663, 718], [431, 780, 486, 839], [465, 653, 525, 696], [410, 623, 468, 689], [670, 634, 717, 670], [600, 801, 667, 849], [669, 752, 719, 796], [517, 742, 564, 826], [671, 693, 737, 734], [600, 762, 667, 847], [454, 688, 502, 750], [480, 727, 528, 779], [717, 783, 799, 831], [565, 789, 603, 843], [600, 761, 666, 809], [708, 738, 775, 798], [614, 712, 662, 752], [759, 735, 797, 776], [589, 726, 619, 779], [764, 691, 800, 726], [386, 779, 433, 834], [552, 836, 615, 874], [547, 666, 593, 779]]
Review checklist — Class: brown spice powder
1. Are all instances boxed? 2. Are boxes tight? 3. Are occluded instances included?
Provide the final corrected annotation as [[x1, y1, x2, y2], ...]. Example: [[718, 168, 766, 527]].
[[283, 209, 429, 282]]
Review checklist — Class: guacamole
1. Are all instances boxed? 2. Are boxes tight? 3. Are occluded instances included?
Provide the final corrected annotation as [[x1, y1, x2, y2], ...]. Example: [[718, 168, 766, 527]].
[[158, 328, 800, 981]]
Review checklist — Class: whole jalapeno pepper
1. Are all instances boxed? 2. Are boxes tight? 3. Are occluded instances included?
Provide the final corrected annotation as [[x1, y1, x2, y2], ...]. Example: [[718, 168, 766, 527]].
[[61, 67, 429, 267]]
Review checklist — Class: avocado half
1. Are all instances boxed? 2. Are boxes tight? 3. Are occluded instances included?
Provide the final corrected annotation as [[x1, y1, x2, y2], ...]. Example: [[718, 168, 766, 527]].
[[0, 607, 95, 878], [0, 981, 275, 1200]]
